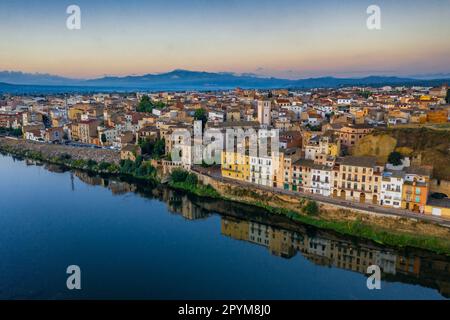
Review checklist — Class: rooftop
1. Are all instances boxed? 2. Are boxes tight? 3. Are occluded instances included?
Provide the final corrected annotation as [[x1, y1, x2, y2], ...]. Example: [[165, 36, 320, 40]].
[[339, 156, 378, 168]]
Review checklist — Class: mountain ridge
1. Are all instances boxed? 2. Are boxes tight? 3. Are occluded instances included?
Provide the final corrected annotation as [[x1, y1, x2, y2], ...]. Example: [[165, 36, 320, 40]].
[[0, 69, 449, 91]]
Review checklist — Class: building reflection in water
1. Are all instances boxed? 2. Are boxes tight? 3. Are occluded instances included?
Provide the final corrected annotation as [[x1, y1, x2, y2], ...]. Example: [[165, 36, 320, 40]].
[[220, 216, 449, 298], [70, 169, 450, 298], [162, 188, 210, 220]]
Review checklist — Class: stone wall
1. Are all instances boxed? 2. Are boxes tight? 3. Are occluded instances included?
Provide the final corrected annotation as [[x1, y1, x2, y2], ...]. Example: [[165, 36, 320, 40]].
[[430, 179, 450, 197], [0, 137, 120, 164], [193, 169, 381, 217]]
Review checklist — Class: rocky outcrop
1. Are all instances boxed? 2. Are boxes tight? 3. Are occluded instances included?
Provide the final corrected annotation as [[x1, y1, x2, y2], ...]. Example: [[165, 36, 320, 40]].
[[352, 127, 450, 180], [352, 134, 397, 162]]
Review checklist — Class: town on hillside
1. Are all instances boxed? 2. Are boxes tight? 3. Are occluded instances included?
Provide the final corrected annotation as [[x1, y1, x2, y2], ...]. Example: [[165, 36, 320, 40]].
[[1, 84, 449, 218]]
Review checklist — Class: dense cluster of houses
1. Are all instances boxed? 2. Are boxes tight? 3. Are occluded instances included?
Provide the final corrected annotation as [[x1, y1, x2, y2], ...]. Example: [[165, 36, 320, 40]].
[[0, 84, 449, 216]]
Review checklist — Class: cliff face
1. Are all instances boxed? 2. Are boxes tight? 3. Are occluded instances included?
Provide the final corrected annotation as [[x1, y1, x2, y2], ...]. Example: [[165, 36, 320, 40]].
[[352, 128, 450, 180], [352, 134, 397, 162]]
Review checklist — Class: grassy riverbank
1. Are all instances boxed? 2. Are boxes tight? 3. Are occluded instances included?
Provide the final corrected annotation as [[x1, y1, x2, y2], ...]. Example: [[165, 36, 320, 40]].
[[166, 169, 450, 255], [167, 168, 221, 198], [243, 201, 450, 255], [174, 185, 450, 254]]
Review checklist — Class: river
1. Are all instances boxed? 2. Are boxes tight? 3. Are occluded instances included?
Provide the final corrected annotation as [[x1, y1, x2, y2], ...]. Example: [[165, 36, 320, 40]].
[[0, 154, 448, 299]]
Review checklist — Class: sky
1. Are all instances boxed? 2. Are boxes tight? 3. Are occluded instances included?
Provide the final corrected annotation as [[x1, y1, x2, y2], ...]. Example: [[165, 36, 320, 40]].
[[0, 0, 449, 79]]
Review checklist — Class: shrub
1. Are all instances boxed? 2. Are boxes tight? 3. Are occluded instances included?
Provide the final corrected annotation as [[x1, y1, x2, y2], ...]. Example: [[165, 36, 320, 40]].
[[185, 173, 198, 186], [86, 159, 97, 168], [388, 151, 404, 166], [303, 200, 319, 215], [98, 162, 110, 171], [59, 153, 72, 161], [170, 168, 189, 183], [119, 159, 134, 174]]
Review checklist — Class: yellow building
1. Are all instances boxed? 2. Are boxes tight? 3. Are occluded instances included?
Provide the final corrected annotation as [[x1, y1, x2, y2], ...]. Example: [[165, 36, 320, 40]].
[[221, 150, 250, 181], [332, 156, 382, 204], [424, 200, 450, 219], [68, 106, 85, 121], [410, 113, 427, 124]]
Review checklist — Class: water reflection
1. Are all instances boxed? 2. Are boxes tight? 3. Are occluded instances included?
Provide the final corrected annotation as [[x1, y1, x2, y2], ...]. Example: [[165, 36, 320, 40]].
[[65, 169, 450, 298]]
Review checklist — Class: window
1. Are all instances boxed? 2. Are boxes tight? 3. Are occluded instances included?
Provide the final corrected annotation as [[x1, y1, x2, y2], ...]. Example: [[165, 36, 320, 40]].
[[416, 188, 421, 195], [415, 196, 420, 203]]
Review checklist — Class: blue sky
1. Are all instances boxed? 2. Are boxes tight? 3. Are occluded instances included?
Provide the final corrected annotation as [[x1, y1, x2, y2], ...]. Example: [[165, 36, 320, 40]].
[[0, 0, 449, 79]]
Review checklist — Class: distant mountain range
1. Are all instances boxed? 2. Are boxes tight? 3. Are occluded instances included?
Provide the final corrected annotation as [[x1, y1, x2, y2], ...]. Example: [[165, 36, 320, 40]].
[[0, 70, 449, 93]]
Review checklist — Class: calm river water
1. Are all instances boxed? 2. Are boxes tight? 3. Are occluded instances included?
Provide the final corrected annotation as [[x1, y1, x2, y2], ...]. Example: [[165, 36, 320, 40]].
[[0, 154, 448, 299]]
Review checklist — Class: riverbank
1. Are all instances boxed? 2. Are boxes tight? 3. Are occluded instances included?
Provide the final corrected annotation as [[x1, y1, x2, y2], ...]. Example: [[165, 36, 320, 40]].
[[0, 137, 160, 184], [214, 194, 450, 255], [0, 137, 120, 164], [172, 168, 450, 255], [1, 138, 450, 255]]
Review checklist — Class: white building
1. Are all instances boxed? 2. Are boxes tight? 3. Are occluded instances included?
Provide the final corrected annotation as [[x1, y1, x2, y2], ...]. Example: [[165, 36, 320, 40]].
[[337, 98, 353, 105], [315, 105, 334, 118], [208, 110, 225, 123], [152, 109, 162, 117], [380, 171, 404, 208], [98, 126, 120, 145], [310, 165, 332, 196], [249, 154, 274, 187]]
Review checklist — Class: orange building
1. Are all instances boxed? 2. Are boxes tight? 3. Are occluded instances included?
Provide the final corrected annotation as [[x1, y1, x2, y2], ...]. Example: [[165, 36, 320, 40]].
[[426, 109, 448, 123], [401, 166, 432, 213]]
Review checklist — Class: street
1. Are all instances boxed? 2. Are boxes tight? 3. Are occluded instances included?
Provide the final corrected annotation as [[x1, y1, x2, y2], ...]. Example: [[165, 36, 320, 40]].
[[192, 165, 450, 228]]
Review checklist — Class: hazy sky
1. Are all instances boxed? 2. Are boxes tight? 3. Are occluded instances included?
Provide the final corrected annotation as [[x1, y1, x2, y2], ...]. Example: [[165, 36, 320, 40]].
[[0, 0, 449, 79]]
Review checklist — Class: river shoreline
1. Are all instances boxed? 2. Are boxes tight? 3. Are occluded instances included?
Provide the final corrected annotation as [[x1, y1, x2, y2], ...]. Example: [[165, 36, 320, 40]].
[[1, 137, 450, 255]]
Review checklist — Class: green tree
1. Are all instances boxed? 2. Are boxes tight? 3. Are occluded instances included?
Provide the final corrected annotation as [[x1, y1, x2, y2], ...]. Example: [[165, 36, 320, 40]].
[[11, 127, 22, 137], [446, 89, 450, 104], [101, 133, 107, 144], [388, 151, 404, 166], [359, 91, 372, 99], [135, 155, 143, 167], [194, 108, 208, 128], [137, 95, 154, 113], [307, 124, 322, 132], [139, 138, 154, 155], [303, 200, 319, 215], [153, 101, 166, 109], [152, 138, 165, 158], [139, 138, 165, 158], [136, 162, 154, 177]]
